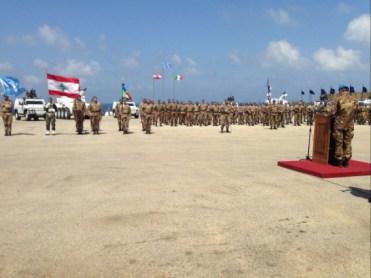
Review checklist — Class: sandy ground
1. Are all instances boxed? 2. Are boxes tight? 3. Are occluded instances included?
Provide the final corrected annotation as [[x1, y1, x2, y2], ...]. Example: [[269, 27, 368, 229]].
[[0, 117, 370, 278]]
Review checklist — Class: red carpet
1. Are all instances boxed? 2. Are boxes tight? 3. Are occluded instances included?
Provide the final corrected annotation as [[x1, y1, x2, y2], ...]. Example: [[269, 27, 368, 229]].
[[278, 160, 371, 178]]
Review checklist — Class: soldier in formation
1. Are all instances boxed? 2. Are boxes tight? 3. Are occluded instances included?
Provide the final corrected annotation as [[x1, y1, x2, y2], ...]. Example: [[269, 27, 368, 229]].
[[88, 96, 102, 135], [44, 97, 57, 135], [141, 99, 153, 134], [72, 95, 86, 134], [121, 99, 131, 134], [0, 95, 13, 136], [220, 100, 232, 133], [115, 98, 123, 131]]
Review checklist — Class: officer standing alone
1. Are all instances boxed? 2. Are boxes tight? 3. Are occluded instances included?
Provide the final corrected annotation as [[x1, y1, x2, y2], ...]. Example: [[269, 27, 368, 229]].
[[0, 95, 13, 136], [332, 85, 358, 167]]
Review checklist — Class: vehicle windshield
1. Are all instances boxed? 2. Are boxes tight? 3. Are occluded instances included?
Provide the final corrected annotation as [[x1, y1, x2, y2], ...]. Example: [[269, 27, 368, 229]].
[[128, 103, 136, 106], [26, 100, 44, 105]]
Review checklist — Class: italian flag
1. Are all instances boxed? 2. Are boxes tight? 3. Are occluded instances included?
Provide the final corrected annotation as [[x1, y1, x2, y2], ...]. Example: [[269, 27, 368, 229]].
[[174, 74, 184, 81], [47, 73, 80, 99]]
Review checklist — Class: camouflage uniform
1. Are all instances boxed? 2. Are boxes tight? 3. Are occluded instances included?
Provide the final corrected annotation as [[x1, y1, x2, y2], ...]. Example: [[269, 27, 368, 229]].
[[0, 97, 13, 136], [142, 100, 153, 134], [220, 102, 232, 133], [88, 99, 102, 134], [269, 102, 279, 129], [115, 101, 123, 131], [44, 100, 57, 133], [72, 97, 86, 134], [121, 102, 131, 134], [332, 90, 357, 166]]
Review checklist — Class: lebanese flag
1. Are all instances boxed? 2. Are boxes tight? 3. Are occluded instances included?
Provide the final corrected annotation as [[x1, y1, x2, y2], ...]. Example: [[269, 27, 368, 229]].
[[152, 73, 162, 80], [47, 73, 80, 99], [174, 74, 184, 81]]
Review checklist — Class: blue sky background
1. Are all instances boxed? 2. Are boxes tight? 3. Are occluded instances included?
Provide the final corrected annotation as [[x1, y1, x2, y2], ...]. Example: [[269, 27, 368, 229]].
[[0, 0, 370, 102]]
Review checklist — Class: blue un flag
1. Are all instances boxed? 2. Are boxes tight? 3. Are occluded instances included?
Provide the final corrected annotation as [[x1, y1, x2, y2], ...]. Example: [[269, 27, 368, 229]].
[[0, 76, 25, 97]]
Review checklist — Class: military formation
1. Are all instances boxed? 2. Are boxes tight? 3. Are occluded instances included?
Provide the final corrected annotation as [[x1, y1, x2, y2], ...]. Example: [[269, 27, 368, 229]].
[[1, 87, 370, 168], [1, 93, 370, 139], [133, 98, 370, 133]]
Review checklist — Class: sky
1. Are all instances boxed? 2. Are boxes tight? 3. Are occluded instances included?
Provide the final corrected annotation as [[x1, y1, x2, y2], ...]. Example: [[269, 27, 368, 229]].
[[0, 0, 370, 103]]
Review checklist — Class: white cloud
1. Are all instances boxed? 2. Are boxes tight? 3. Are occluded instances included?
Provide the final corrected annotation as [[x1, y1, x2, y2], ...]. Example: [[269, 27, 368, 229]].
[[33, 58, 48, 69], [57, 60, 101, 76], [344, 14, 370, 44], [337, 2, 352, 13], [122, 51, 140, 69], [23, 75, 41, 86], [265, 40, 301, 67], [2, 34, 36, 46], [0, 62, 13, 72], [38, 24, 71, 49], [37, 24, 86, 50], [227, 50, 241, 64], [267, 9, 294, 25], [313, 46, 362, 71], [171, 54, 182, 66], [185, 58, 200, 75]]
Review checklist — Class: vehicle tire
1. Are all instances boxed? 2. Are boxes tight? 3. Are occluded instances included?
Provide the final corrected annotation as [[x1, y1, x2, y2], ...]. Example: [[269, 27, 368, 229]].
[[135, 114, 139, 118], [35, 117, 39, 121], [15, 111, 21, 120], [66, 108, 71, 119]]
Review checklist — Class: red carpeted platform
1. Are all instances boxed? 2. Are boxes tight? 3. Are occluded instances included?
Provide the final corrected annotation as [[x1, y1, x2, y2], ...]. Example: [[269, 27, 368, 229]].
[[278, 160, 371, 178]]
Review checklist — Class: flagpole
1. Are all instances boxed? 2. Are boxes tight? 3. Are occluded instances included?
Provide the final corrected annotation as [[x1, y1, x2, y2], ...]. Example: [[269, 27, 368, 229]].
[[152, 77, 155, 100], [173, 78, 175, 100], [161, 69, 164, 100]]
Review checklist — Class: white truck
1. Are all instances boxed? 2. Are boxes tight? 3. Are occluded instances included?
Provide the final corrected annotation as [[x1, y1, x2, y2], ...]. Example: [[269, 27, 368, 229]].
[[111, 101, 139, 118], [14, 98, 46, 120]]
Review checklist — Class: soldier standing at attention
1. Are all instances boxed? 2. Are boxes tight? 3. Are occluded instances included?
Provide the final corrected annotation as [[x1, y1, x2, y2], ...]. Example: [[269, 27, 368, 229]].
[[142, 99, 154, 134], [269, 100, 279, 129], [72, 95, 86, 134], [88, 96, 102, 135], [220, 100, 232, 133], [332, 85, 358, 167], [121, 99, 131, 134], [293, 104, 301, 126], [115, 98, 124, 131], [44, 97, 58, 135], [306, 104, 314, 125], [0, 95, 13, 136]]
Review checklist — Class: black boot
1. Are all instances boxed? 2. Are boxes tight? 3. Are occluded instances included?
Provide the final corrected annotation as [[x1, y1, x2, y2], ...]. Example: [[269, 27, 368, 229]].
[[342, 159, 350, 168], [334, 159, 343, 167]]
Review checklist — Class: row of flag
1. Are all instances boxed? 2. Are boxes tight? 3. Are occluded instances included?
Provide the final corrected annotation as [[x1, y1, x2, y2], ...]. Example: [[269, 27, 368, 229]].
[[300, 86, 368, 95], [152, 73, 184, 81]]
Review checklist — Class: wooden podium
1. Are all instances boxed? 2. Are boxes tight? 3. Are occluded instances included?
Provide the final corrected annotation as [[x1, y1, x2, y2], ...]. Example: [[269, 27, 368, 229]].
[[312, 114, 332, 164]]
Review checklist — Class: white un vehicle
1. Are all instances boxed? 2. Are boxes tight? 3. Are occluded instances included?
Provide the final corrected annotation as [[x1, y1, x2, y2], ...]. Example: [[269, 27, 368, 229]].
[[14, 98, 46, 120], [112, 101, 139, 118]]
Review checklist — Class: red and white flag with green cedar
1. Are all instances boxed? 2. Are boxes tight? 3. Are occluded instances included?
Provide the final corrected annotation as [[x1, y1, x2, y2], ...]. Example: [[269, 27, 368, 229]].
[[174, 74, 184, 81], [47, 73, 80, 99]]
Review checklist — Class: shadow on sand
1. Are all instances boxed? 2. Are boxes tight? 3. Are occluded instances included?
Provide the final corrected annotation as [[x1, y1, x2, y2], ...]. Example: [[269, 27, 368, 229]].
[[10, 132, 36, 136], [348, 186, 371, 201]]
